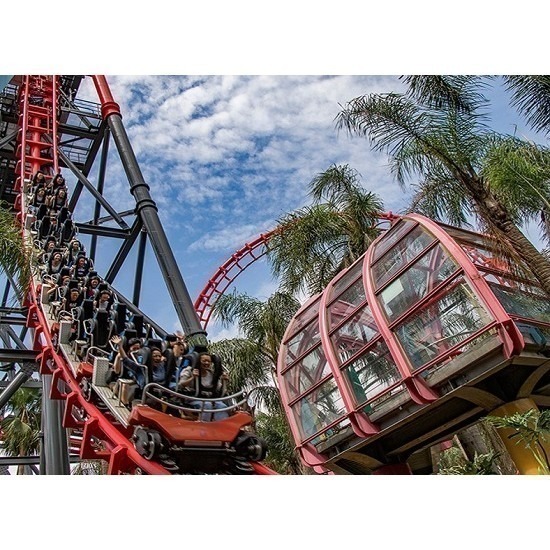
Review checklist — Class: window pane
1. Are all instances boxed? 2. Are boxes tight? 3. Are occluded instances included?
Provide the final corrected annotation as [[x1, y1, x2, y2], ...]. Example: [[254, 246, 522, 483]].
[[378, 244, 458, 323], [291, 378, 346, 440], [330, 304, 378, 364], [289, 296, 321, 336], [372, 225, 436, 290], [284, 319, 321, 366], [283, 346, 332, 400], [331, 259, 364, 299], [373, 219, 417, 262], [328, 278, 367, 332], [344, 341, 402, 406], [394, 276, 491, 370], [490, 281, 550, 324]]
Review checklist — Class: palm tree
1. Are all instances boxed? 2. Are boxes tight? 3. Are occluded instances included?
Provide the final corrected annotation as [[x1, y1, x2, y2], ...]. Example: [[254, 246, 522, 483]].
[[209, 290, 308, 474], [504, 76, 550, 136], [335, 76, 550, 296], [266, 164, 384, 296], [487, 408, 550, 474], [0, 201, 33, 300], [0, 388, 42, 475]]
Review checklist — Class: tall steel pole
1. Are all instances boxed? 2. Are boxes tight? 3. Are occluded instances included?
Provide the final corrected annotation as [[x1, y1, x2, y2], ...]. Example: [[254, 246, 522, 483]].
[[92, 76, 206, 338], [42, 375, 70, 475]]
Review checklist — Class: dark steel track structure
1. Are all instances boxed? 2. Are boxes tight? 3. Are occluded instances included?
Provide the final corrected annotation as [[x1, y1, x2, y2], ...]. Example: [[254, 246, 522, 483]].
[[0, 75, 274, 475]]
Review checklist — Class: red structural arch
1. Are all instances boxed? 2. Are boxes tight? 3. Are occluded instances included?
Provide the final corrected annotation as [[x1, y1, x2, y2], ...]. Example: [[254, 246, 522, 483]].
[[194, 229, 279, 328], [195, 213, 399, 330]]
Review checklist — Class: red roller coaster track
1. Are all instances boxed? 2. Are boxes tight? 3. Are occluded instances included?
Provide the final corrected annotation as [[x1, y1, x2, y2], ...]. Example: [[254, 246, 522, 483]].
[[8, 75, 276, 475], [194, 229, 279, 329], [194, 213, 399, 330]]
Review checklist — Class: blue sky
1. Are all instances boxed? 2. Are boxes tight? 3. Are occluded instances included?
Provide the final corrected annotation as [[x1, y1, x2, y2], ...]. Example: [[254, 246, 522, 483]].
[[73, 75, 411, 338], [69, 75, 546, 341], [2, 3, 548, 539]]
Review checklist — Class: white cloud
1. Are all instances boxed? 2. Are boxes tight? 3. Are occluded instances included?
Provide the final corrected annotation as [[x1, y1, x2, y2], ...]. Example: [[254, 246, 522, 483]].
[[74, 75, 410, 332]]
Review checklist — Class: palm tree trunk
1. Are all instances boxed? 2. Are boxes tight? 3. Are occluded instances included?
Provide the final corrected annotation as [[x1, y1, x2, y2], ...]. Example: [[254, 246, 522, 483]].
[[499, 221, 550, 295], [486, 213, 550, 296], [469, 178, 550, 296]]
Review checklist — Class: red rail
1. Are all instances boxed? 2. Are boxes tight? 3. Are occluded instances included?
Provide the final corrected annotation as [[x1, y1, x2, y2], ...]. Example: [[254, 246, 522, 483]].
[[15, 75, 277, 475], [194, 229, 279, 328], [15, 75, 170, 474]]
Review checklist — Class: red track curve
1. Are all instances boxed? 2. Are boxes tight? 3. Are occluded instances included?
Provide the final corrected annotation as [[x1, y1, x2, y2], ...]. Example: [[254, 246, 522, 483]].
[[13, 75, 275, 475], [194, 228, 280, 329]]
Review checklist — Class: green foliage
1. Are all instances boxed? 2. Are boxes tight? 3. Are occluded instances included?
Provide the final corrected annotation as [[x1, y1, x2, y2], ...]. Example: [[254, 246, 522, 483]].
[[0, 202, 34, 300], [210, 289, 303, 474], [0, 388, 42, 465], [255, 410, 307, 475], [438, 448, 500, 475], [212, 290, 300, 365], [482, 137, 550, 243], [401, 75, 488, 114], [267, 164, 384, 295], [487, 408, 550, 474], [335, 75, 550, 297], [504, 76, 550, 136]]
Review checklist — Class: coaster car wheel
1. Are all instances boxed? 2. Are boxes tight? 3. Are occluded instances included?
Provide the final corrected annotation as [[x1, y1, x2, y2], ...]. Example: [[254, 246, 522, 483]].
[[132, 427, 165, 461], [80, 377, 92, 402], [234, 433, 268, 462]]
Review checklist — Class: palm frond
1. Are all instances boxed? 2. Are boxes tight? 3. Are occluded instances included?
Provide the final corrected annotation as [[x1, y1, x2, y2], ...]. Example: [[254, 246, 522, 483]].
[[309, 163, 362, 203], [255, 410, 307, 474], [408, 174, 472, 227], [267, 166, 384, 296], [482, 136, 550, 237], [0, 203, 34, 300], [505, 75, 550, 136], [336, 93, 487, 189], [267, 205, 353, 295], [208, 338, 271, 391], [401, 75, 489, 114]]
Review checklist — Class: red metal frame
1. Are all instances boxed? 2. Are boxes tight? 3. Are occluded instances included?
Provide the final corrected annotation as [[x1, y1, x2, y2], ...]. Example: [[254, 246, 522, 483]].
[[14, 75, 278, 475], [277, 212, 532, 470], [194, 229, 278, 327]]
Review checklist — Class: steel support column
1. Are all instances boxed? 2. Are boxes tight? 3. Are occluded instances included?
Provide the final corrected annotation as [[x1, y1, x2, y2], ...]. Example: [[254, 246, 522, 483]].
[[133, 227, 148, 306], [89, 126, 111, 263], [0, 365, 34, 409], [41, 375, 70, 475], [92, 76, 205, 338]]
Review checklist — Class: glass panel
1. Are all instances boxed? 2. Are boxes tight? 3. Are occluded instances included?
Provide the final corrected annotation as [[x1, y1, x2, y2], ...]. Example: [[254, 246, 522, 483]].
[[289, 296, 321, 336], [372, 225, 436, 290], [378, 244, 458, 323], [344, 341, 402, 406], [328, 278, 368, 331], [394, 276, 492, 371], [313, 418, 353, 451], [490, 282, 550, 324], [442, 224, 493, 250], [330, 304, 378, 364], [283, 346, 332, 400], [331, 259, 364, 299], [284, 319, 321, 366], [463, 244, 537, 283], [291, 378, 347, 441], [373, 219, 417, 262]]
